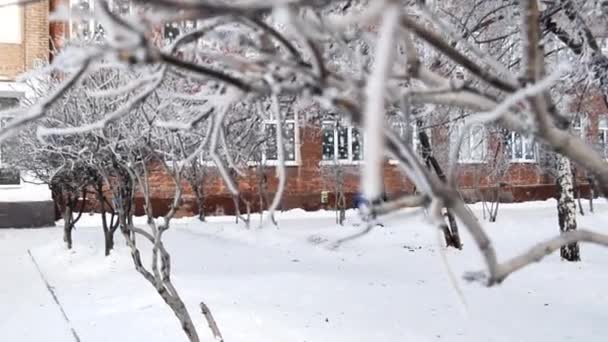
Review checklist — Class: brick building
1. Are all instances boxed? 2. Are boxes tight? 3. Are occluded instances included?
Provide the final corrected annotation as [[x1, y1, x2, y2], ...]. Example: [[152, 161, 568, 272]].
[[0, 0, 49, 185], [9, 1, 606, 217], [143, 97, 605, 218]]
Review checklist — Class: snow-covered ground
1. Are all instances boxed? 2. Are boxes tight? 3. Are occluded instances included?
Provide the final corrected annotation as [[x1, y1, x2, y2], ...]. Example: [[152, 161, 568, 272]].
[[2, 200, 608, 342]]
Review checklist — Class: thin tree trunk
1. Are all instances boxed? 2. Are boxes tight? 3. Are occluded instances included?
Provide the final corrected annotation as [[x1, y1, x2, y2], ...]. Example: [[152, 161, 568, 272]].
[[98, 183, 114, 256], [418, 130, 462, 249], [587, 176, 595, 213], [572, 168, 584, 216], [187, 175, 206, 222], [445, 210, 462, 247], [556, 155, 580, 261], [490, 188, 500, 222], [194, 185, 206, 222], [63, 204, 73, 250]]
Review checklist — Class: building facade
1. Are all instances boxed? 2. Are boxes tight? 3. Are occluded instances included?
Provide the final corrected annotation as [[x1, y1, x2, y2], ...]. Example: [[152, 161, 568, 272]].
[[141, 96, 605, 218], [0, 0, 49, 185], [6, 1, 605, 217]]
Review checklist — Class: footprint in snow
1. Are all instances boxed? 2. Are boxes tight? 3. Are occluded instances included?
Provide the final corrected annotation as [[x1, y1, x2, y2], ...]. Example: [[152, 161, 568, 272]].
[[307, 235, 328, 245]]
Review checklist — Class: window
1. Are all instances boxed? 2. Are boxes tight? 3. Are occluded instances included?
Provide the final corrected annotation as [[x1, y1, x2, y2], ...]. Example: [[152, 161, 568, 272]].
[[571, 114, 586, 138], [598, 117, 608, 159], [70, 0, 96, 40], [505, 131, 536, 162], [111, 0, 132, 16], [163, 20, 198, 42], [263, 99, 299, 165], [455, 123, 486, 163], [321, 120, 363, 164], [69, 0, 131, 40], [0, 0, 22, 44], [411, 123, 432, 156], [388, 116, 430, 157], [0, 96, 21, 185]]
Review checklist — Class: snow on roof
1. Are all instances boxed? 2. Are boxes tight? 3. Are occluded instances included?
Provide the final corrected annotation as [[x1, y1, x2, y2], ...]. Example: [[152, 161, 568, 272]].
[[0, 81, 27, 98], [0, 174, 52, 202]]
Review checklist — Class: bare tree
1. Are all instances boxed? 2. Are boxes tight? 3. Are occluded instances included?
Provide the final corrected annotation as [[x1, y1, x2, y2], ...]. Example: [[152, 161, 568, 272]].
[[6, 1, 608, 340]]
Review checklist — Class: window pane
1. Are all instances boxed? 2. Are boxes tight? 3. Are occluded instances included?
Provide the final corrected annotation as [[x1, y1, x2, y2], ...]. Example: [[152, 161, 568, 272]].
[[264, 123, 278, 161], [411, 124, 420, 153], [321, 123, 335, 161], [457, 124, 471, 161], [279, 98, 295, 120], [572, 115, 583, 129], [0, 0, 21, 43], [0, 97, 18, 111], [71, 0, 94, 39], [164, 22, 181, 40], [283, 122, 296, 161], [389, 116, 407, 140], [470, 126, 485, 161], [599, 130, 608, 159], [337, 126, 349, 160], [351, 127, 363, 161], [513, 132, 523, 159], [523, 136, 535, 160]]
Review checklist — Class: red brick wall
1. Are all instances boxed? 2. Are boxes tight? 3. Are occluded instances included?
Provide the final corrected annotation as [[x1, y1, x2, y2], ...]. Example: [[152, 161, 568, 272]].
[[141, 93, 608, 217], [128, 122, 586, 217], [0, 1, 48, 79]]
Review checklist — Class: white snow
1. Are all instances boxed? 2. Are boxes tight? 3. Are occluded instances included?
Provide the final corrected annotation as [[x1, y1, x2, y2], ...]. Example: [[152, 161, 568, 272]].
[[2, 200, 608, 341], [0, 175, 52, 202]]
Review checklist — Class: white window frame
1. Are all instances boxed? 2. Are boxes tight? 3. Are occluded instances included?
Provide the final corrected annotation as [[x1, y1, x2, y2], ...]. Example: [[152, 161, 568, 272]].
[[0, 0, 22, 44], [388, 120, 431, 164], [387, 119, 408, 165], [507, 131, 537, 163], [261, 111, 300, 167], [598, 116, 608, 160], [455, 123, 487, 164], [69, 0, 132, 40], [571, 113, 587, 139], [320, 120, 363, 165], [69, 0, 96, 40]]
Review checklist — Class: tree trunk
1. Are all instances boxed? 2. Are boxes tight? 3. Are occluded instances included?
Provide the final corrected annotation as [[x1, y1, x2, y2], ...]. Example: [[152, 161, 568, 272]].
[[587, 176, 595, 213], [195, 188, 206, 222], [444, 209, 462, 247], [556, 155, 580, 261], [418, 129, 463, 249], [104, 231, 114, 256], [189, 180, 206, 222], [572, 168, 584, 216], [63, 205, 73, 249]]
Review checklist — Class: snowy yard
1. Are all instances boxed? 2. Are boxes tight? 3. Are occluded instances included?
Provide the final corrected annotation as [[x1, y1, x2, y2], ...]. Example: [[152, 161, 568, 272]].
[[2, 200, 608, 342]]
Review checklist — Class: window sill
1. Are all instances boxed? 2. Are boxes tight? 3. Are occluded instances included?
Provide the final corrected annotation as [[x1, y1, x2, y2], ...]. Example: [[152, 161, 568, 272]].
[[250, 161, 301, 167], [458, 160, 486, 164], [0, 184, 22, 189], [319, 160, 363, 166], [510, 159, 537, 164]]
